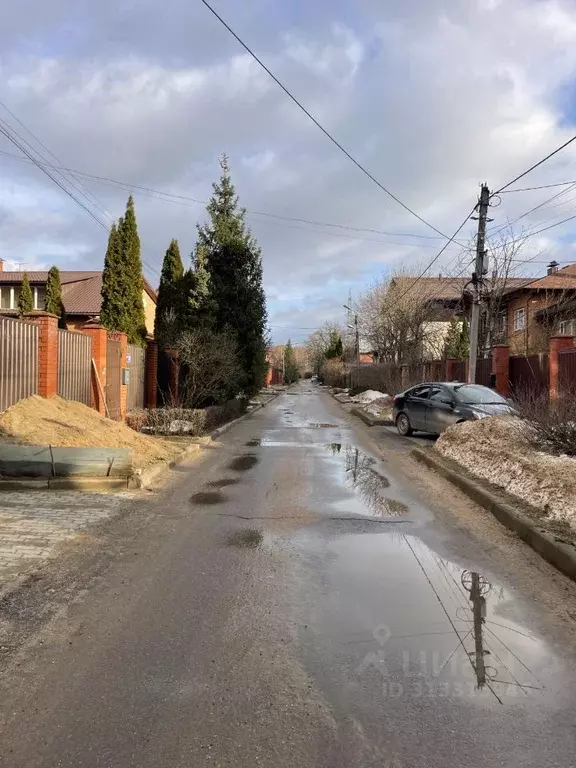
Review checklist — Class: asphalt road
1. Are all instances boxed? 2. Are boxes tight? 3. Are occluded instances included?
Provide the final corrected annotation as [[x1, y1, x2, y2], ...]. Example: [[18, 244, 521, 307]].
[[1, 382, 576, 767]]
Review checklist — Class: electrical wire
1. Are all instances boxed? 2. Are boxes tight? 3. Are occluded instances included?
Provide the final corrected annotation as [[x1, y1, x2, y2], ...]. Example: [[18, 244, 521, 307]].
[[499, 180, 576, 193], [0, 147, 466, 249], [198, 0, 452, 241], [488, 181, 576, 238], [493, 133, 576, 195]]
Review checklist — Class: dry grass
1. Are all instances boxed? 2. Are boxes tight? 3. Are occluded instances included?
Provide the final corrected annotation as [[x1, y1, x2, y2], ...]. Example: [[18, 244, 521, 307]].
[[436, 416, 576, 530], [0, 395, 183, 470]]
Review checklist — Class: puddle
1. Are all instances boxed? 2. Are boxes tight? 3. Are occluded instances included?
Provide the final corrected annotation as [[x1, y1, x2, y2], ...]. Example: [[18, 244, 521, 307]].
[[324, 444, 413, 518], [226, 528, 263, 548], [190, 491, 227, 505], [245, 439, 261, 447], [207, 478, 239, 488], [309, 423, 338, 428], [316, 531, 555, 703], [228, 455, 259, 472]]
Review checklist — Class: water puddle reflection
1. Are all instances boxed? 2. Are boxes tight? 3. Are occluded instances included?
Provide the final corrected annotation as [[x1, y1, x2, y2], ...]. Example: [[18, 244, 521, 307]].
[[325, 444, 409, 518]]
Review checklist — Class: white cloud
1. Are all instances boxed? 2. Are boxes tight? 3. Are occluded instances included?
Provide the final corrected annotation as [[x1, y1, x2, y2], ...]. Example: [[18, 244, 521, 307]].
[[2, 0, 576, 341]]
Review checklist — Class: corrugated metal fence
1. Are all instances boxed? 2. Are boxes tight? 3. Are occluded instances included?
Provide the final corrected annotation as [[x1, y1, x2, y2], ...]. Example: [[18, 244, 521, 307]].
[[126, 343, 146, 411], [559, 349, 576, 395], [0, 316, 38, 411], [57, 329, 91, 405], [510, 354, 549, 397]]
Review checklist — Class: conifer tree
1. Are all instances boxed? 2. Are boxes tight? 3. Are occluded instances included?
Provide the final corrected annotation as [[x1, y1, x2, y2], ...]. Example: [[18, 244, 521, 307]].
[[18, 273, 33, 317]]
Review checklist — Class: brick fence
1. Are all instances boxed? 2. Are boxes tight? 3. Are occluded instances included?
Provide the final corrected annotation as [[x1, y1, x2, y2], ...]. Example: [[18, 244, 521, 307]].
[[0, 312, 157, 418]]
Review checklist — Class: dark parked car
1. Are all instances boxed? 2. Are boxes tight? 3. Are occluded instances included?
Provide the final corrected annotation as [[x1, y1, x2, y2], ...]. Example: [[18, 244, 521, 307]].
[[393, 382, 514, 437]]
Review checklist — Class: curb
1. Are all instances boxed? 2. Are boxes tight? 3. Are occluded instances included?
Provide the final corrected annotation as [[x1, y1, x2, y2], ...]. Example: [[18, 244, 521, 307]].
[[0, 477, 129, 492], [412, 447, 576, 583], [350, 406, 393, 427], [133, 443, 201, 489], [209, 393, 278, 440]]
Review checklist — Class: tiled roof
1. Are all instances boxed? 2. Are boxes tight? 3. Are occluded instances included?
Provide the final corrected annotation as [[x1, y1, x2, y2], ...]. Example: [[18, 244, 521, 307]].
[[393, 276, 535, 301], [0, 270, 157, 315], [520, 264, 576, 290]]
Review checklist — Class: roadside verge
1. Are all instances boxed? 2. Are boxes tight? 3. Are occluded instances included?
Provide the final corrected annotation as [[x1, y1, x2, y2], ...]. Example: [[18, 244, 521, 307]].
[[412, 447, 576, 582]]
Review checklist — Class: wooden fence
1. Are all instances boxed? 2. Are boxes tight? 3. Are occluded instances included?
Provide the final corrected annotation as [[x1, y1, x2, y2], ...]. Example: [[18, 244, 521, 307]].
[[57, 329, 91, 405], [0, 315, 38, 411], [126, 343, 146, 411]]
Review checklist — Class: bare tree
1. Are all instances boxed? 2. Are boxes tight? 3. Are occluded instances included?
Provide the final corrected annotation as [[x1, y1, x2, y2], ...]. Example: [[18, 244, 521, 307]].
[[356, 271, 451, 364], [175, 328, 243, 407], [306, 322, 344, 374]]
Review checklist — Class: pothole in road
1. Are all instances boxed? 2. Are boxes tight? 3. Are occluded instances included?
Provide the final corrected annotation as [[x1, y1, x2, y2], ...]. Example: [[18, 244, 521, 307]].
[[207, 478, 239, 489], [190, 491, 227, 505], [309, 423, 338, 428], [228, 455, 259, 472], [226, 528, 263, 548], [245, 439, 261, 447]]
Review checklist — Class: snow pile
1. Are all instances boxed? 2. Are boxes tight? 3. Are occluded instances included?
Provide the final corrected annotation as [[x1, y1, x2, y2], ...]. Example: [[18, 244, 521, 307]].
[[350, 390, 391, 405], [436, 416, 576, 529]]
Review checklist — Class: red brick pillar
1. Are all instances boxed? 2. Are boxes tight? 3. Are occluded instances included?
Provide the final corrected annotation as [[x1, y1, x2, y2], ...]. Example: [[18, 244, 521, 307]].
[[549, 335, 575, 401], [145, 339, 158, 409], [491, 345, 510, 397], [119, 332, 128, 420], [26, 311, 59, 398], [82, 323, 108, 415], [445, 357, 457, 381], [265, 364, 273, 387]]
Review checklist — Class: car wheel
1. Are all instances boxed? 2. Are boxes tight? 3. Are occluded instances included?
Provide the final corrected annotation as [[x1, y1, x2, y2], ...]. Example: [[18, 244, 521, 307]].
[[396, 412, 413, 437]]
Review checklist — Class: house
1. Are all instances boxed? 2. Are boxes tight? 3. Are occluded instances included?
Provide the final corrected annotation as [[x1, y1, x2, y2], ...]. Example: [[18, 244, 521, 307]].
[[0, 261, 157, 335], [494, 262, 576, 355]]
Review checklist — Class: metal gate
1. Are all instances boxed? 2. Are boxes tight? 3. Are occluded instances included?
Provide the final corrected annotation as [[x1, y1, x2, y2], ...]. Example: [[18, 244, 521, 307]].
[[106, 338, 122, 420], [559, 349, 576, 396], [58, 330, 91, 405], [126, 344, 145, 411], [0, 316, 38, 411]]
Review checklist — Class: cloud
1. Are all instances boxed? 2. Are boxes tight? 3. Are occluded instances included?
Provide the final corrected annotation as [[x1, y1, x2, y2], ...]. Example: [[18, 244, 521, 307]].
[[2, 0, 576, 342]]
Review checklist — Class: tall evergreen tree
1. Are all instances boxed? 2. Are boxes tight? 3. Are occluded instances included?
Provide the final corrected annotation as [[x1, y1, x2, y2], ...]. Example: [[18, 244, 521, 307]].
[[197, 155, 267, 397], [44, 265, 67, 329], [155, 239, 185, 348], [183, 244, 214, 328], [283, 339, 300, 384], [118, 195, 147, 345], [44, 265, 62, 315], [443, 317, 461, 359], [100, 222, 124, 331], [18, 273, 33, 317], [101, 197, 147, 345], [457, 318, 470, 361], [325, 331, 344, 359]]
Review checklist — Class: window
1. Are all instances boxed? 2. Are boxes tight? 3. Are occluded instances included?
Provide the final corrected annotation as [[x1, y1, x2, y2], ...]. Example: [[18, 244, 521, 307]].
[[430, 386, 453, 403], [453, 385, 506, 405], [559, 319, 574, 335], [0, 287, 9, 309], [513, 308, 525, 332], [409, 385, 432, 399]]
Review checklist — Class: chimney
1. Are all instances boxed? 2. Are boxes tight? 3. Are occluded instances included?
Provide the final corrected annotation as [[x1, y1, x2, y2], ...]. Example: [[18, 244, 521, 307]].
[[547, 260, 559, 275], [0, 259, 4, 273]]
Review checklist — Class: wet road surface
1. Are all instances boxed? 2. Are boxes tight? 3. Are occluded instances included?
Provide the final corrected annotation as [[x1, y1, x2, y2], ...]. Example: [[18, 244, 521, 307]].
[[1, 382, 576, 766]]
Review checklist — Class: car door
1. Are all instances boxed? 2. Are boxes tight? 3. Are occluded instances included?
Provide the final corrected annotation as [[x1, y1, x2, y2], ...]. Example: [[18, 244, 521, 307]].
[[426, 386, 459, 434], [405, 385, 432, 431]]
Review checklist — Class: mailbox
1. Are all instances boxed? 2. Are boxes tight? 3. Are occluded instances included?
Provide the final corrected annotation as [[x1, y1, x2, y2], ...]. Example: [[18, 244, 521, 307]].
[[122, 367, 130, 385]]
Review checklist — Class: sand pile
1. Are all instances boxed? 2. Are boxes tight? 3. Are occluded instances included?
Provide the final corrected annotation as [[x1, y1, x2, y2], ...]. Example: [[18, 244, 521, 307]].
[[436, 416, 576, 529], [0, 395, 183, 469]]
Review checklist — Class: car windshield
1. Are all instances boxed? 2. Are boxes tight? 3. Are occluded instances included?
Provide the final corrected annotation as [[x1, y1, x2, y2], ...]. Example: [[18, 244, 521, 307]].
[[453, 385, 506, 405]]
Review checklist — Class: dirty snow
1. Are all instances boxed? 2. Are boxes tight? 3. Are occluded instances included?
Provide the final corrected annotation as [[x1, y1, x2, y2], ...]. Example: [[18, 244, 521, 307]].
[[350, 390, 391, 405], [436, 416, 576, 530]]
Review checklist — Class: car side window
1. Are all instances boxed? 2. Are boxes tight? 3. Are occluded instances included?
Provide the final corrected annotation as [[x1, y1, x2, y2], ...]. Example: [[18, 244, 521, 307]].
[[429, 387, 451, 402], [410, 386, 431, 399]]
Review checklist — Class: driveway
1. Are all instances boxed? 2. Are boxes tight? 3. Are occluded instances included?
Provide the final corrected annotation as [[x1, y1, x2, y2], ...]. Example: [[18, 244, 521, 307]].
[[0, 381, 575, 767]]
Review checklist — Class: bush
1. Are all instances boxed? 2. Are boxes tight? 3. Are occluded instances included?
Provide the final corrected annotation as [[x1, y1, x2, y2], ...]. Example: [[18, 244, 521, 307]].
[[321, 358, 347, 387], [513, 389, 576, 457], [130, 399, 247, 437]]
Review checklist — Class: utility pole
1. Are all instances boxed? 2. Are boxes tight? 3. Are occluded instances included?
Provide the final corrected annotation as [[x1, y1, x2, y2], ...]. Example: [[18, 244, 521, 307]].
[[462, 571, 490, 689], [354, 313, 360, 367], [468, 184, 491, 384]]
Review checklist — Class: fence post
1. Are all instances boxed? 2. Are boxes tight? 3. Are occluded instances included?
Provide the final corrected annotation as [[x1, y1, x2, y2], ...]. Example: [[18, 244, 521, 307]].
[[401, 365, 409, 389], [119, 332, 128, 420], [145, 338, 158, 408], [549, 335, 575, 401], [25, 311, 58, 398], [491, 345, 510, 397], [82, 323, 107, 415], [445, 357, 457, 381]]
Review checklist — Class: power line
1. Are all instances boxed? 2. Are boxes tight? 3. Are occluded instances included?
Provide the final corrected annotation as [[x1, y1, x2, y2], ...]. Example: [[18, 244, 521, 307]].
[[499, 180, 576, 193], [489, 181, 576, 237], [198, 0, 452, 241], [493, 133, 576, 195], [0, 147, 467, 249]]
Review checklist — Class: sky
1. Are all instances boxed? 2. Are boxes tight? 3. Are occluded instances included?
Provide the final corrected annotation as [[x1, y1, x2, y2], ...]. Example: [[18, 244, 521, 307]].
[[2, 0, 576, 343]]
